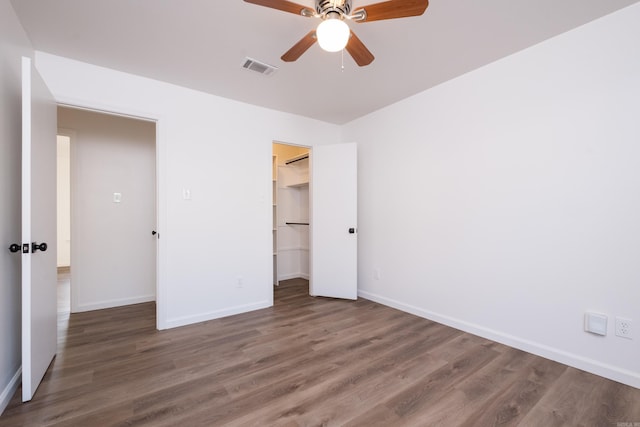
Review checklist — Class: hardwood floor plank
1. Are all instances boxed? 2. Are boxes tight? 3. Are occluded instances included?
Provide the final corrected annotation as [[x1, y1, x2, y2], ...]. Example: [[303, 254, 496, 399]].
[[343, 344, 501, 426], [1, 277, 639, 426], [225, 327, 454, 426], [456, 355, 567, 426], [519, 367, 640, 427], [398, 348, 536, 426]]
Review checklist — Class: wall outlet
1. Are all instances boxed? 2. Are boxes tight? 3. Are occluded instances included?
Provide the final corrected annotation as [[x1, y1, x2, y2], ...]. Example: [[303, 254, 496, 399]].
[[373, 268, 381, 280], [236, 277, 243, 288], [615, 317, 633, 339]]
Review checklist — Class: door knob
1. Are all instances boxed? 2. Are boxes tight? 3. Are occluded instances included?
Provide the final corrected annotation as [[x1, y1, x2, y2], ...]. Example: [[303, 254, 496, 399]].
[[8, 244, 21, 253], [348, 228, 356, 234], [32, 242, 48, 253], [151, 230, 157, 235]]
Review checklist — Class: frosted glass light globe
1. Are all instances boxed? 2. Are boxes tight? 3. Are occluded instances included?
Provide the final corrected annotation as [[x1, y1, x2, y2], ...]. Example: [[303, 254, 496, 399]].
[[316, 18, 350, 52]]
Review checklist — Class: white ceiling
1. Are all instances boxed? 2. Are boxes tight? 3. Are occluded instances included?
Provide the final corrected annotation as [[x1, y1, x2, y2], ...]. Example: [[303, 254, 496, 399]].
[[10, 0, 640, 124]]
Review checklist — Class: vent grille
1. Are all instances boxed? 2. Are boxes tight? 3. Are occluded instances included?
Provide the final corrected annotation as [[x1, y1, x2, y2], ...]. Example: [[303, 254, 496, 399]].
[[242, 57, 278, 76]]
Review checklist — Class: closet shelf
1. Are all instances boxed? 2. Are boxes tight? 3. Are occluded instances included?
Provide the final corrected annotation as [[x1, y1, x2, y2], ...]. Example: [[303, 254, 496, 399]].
[[285, 153, 309, 165], [287, 181, 309, 188]]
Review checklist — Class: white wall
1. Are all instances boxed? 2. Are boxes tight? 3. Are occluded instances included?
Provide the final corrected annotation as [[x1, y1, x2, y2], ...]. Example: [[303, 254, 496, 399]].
[[56, 135, 70, 267], [58, 107, 156, 312], [0, 0, 32, 414], [343, 4, 640, 388], [35, 52, 341, 329]]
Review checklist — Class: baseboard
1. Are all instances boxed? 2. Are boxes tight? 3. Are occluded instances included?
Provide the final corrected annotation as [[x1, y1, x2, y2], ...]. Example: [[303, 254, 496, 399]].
[[74, 294, 155, 312], [165, 300, 272, 329], [0, 367, 21, 416], [358, 289, 640, 389], [277, 273, 309, 281]]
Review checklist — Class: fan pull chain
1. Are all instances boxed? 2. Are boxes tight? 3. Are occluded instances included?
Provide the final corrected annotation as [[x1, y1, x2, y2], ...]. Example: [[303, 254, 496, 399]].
[[341, 48, 345, 72]]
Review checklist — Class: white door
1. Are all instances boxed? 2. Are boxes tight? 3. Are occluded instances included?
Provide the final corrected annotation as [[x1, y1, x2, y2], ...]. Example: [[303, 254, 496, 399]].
[[310, 142, 358, 299], [21, 56, 58, 402]]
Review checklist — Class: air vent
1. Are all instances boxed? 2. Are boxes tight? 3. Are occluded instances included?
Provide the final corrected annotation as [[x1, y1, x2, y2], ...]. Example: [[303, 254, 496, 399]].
[[242, 57, 278, 76]]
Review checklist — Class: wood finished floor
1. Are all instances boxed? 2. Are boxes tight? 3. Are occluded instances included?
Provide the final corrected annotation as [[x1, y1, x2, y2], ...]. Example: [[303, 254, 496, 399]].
[[2, 276, 639, 426]]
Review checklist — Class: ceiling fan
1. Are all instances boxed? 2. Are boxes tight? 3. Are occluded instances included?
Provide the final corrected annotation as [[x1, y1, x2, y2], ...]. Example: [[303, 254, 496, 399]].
[[244, 0, 429, 66]]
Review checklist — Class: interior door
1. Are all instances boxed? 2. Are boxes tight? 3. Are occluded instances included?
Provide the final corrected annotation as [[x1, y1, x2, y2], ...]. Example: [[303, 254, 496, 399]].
[[310, 142, 358, 299], [21, 56, 58, 402]]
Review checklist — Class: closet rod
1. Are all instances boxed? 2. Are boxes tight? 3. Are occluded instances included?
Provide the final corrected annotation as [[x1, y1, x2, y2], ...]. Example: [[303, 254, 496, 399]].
[[285, 154, 309, 165]]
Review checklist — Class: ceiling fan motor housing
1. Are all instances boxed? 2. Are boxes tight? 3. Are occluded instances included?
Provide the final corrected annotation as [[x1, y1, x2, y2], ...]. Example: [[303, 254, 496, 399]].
[[316, 0, 352, 17]]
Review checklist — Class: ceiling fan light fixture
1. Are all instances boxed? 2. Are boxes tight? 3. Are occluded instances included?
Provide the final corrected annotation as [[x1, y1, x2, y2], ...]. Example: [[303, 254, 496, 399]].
[[316, 17, 350, 52]]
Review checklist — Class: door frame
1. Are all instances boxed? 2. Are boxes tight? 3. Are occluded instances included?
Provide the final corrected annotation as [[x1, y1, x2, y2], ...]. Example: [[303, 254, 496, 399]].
[[56, 101, 166, 330], [271, 141, 359, 300]]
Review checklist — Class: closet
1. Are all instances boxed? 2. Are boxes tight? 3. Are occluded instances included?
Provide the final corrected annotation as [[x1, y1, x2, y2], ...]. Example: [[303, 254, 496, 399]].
[[272, 142, 310, 285]]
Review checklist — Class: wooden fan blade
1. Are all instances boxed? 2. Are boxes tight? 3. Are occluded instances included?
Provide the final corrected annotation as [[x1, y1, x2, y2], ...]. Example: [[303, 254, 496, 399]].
[[243, 0, 314, 16], [354, 0, 428, 22], [281, 31, 317, 62], [345, 30, 374, 66]]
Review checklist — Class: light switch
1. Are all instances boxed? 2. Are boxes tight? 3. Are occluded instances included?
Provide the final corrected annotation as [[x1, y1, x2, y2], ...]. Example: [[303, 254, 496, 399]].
[[183, 189, 191, 200], [113, 192, 122, 203]]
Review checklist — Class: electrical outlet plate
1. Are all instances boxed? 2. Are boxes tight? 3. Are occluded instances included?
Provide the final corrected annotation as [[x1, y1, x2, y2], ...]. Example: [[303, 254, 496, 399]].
[[615, 317, 633, 339], [585, 312, 607, 336]]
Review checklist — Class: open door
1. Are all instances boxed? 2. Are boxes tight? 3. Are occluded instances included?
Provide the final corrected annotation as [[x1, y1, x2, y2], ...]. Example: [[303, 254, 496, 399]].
[[21, 56, 58, 402], [310, 142, 358, 300]]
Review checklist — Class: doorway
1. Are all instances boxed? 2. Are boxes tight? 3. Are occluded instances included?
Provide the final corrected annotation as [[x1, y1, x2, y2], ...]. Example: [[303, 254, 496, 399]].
[[57, 107, 157, 314], [272, 142, 310, 291], [56, 135, 71, 322]]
